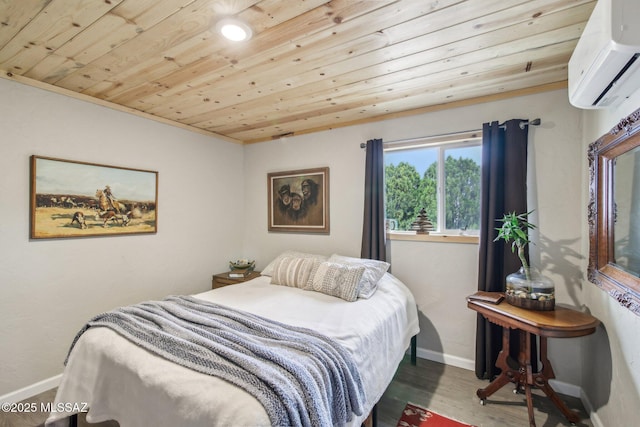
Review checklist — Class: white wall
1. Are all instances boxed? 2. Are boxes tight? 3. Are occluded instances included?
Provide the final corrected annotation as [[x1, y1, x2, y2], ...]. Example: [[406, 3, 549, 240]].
[[4, 75, 637, 427], [579, 91, 640, 427], [0, 77, 245, 396], [242, 127, 368, 264], [243, 89, 587, 385]]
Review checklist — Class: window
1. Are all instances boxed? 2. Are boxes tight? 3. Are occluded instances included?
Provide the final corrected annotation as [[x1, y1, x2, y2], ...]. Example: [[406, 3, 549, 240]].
[[384, 131, 481, 235]]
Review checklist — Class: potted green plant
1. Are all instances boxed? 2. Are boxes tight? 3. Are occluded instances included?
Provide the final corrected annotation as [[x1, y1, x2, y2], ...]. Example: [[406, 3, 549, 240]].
[[494, 211, 555, 310]]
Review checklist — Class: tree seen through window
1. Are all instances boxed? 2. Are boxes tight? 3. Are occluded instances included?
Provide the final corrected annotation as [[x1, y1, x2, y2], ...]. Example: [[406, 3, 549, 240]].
[[384, 142, 481, 232]]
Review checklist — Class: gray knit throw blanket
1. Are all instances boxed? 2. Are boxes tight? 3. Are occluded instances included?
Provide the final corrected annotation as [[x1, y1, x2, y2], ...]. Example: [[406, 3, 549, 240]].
[[66, 295, 365, 427]]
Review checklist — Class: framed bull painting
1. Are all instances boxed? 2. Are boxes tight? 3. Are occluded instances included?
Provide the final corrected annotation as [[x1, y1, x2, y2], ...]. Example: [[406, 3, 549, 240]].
[[30, 156, 158, 239], [267, 167, 329, 233]]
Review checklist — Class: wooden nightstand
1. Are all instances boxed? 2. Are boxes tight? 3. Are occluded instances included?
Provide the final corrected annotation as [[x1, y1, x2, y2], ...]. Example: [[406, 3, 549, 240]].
[[212, 271, 261, 289]]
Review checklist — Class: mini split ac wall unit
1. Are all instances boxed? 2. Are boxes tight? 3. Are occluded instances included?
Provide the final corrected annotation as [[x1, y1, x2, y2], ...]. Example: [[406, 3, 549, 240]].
[[568, 0, 640, 109]]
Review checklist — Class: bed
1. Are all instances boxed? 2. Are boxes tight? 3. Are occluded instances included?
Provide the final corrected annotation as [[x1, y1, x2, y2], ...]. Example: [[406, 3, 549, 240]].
[[45, 254, 419, 427]]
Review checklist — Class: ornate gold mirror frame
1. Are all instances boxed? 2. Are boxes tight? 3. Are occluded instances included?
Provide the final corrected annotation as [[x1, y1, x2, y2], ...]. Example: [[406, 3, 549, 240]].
[[588, 107, 640, 316]]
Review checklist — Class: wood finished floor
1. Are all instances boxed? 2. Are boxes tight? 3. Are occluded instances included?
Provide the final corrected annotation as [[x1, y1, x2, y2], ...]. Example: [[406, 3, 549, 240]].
[[1, 357, 591, 427], [378, 357, 592, 427]]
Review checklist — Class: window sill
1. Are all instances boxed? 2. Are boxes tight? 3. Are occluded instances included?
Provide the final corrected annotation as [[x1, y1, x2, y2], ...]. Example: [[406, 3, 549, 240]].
[[387, 231, 479, 244]]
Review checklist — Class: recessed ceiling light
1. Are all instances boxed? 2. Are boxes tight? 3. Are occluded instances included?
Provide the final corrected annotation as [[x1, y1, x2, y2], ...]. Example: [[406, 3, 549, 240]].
[[216, 19, 252, 42]]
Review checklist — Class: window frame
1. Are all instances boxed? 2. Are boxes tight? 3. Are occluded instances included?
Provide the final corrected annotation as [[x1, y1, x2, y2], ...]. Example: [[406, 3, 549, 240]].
[[383, 130, 481, 239]]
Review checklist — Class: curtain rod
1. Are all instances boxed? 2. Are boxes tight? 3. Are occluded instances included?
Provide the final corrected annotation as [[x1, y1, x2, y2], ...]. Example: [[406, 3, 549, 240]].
[[500, 118, 541, 130], [360, 118, 541, 148]]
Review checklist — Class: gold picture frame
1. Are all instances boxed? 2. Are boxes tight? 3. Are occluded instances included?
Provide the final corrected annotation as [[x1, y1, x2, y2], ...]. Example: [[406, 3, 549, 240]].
[[267, 167, 329, 233], [30, 155, 158, 239]]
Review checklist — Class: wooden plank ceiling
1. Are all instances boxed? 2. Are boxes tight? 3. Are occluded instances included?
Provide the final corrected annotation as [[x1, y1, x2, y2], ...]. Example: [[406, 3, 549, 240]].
[[0, 0, 595, 143]]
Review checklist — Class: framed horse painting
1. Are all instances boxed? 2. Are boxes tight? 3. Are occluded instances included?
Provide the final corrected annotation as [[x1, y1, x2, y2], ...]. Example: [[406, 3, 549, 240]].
[[30, 156, 158, 239]]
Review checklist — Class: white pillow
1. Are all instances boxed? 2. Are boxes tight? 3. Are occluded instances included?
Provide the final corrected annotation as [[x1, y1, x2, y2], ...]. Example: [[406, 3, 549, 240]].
[[261, 251, 327, 276], [270, 256, 320, 288], [305, 261, 365, 302], [328, 254, 390, 299]]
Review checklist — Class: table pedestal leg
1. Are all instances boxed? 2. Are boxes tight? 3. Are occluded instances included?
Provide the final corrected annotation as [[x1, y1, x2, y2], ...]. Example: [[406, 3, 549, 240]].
[[520, 330, 536, 427], [534, 337, 581, 424], [477, 328, 516, 402], [476, 329, 581, 427]]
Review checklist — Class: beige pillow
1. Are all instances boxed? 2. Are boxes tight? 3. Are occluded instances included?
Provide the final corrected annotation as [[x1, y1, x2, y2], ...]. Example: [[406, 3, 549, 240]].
[[328, 254, 390, 299], [270, 256, 320, 288], [304, 261, 365, 302], [261, 251, 327, 276]]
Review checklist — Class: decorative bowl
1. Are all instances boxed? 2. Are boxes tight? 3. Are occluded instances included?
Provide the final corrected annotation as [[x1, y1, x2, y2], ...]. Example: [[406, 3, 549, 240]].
[[229, 259, 255, 272]]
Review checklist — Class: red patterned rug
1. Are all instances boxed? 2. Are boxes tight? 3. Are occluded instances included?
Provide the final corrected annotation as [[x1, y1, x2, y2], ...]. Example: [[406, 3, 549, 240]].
[[397, 402, 477, 427]]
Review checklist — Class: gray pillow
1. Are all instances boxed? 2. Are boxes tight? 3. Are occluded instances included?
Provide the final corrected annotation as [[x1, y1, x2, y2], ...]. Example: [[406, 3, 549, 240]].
[[304, 261, 365, 302], [328, 254, 390, 299]]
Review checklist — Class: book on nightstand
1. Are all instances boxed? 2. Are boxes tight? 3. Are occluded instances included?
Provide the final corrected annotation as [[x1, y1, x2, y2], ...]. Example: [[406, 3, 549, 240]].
[[228, 270, 252, 278], [468, 291, 505, 304]]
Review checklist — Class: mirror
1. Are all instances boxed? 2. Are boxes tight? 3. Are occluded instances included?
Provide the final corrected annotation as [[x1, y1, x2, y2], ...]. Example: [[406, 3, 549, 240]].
[[588, 107, 640, 316], [613, 146, 640, 277]]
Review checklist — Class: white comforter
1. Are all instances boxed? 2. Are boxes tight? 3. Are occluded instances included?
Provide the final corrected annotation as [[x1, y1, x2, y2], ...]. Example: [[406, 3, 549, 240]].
[[45, 273, 419, 427]]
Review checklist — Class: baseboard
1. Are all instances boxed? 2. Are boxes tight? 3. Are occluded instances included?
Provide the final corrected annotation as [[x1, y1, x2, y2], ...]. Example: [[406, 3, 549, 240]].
[[579, 388, 604, 427], [548, 379, 581, 398], [417, 348, 475, 371], [0, 374, 61, 403]]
